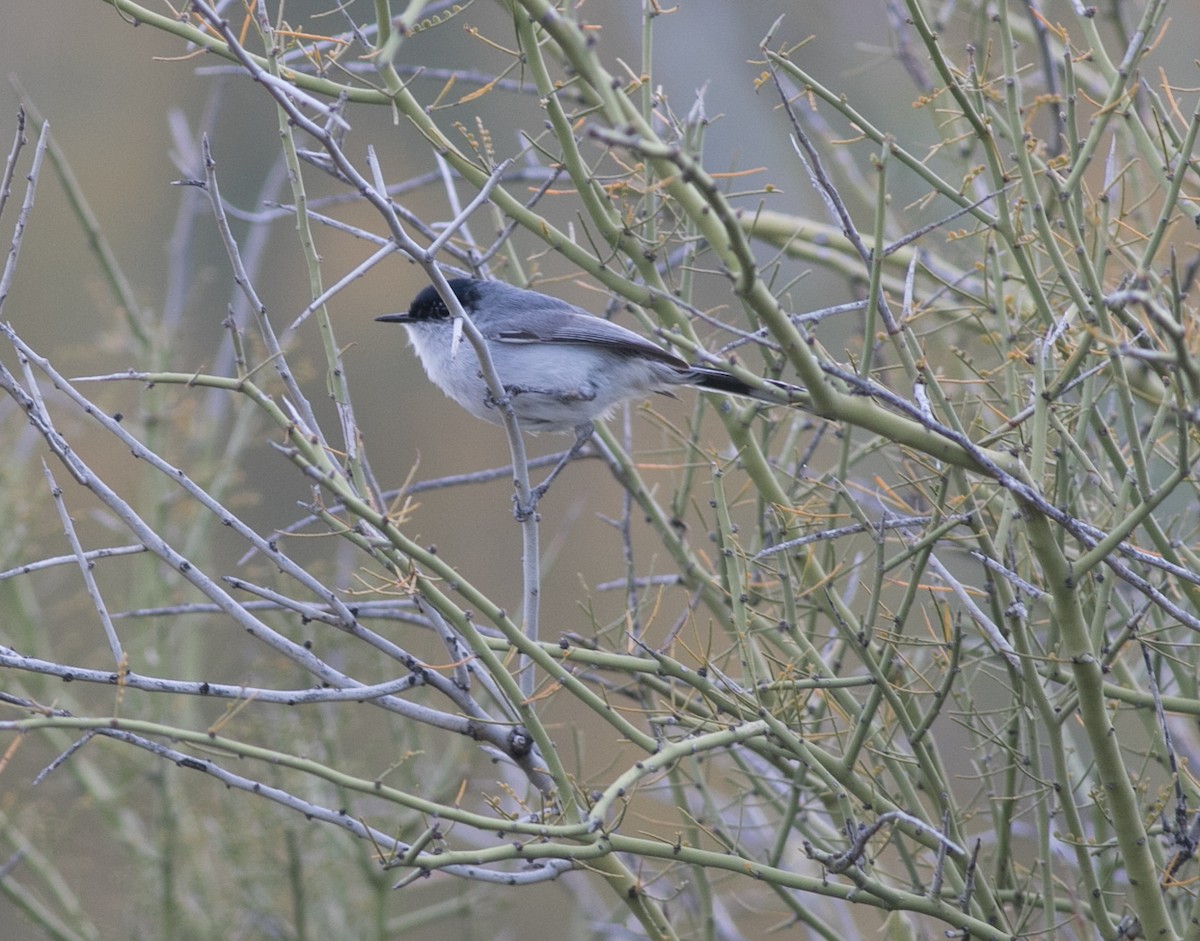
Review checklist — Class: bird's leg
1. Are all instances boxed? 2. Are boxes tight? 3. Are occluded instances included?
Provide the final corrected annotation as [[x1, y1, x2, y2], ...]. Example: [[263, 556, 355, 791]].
[[513, 421, 594, 521], [533, 421, 594, 498]]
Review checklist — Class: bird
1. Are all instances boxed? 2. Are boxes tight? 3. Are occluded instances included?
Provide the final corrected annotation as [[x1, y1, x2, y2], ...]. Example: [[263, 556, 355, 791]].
[[376, 277, 803, 511]]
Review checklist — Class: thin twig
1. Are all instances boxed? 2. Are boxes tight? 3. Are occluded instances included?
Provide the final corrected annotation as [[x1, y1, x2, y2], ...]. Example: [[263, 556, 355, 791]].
[[40, 460, 124, 666]]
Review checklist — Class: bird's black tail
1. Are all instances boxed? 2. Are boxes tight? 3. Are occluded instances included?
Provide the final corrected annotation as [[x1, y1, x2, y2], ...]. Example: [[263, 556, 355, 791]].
[[686, 367, 805, 405]]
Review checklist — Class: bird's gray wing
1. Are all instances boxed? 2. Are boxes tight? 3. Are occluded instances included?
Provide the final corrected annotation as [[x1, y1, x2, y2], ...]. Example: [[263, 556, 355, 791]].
[[486, 296, 688, 368]]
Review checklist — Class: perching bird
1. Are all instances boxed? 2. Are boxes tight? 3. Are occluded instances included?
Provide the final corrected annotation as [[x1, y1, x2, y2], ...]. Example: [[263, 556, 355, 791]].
[[377, 278, 803, 509]]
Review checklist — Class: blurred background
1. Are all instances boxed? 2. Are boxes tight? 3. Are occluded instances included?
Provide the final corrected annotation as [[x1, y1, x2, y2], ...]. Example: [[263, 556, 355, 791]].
[[2, 1, 1198, 938]]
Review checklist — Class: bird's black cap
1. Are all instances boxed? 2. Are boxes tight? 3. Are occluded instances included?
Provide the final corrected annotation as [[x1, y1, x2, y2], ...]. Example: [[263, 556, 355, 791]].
[[375, 278, 483, 323]]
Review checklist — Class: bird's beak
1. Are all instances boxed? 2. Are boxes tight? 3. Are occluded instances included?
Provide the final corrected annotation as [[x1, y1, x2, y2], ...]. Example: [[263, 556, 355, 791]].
[[375, 312, 410, 323]]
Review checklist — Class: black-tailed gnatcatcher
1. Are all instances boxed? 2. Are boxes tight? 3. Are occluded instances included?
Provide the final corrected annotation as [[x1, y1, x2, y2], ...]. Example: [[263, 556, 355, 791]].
[[376, 278, 804, 510]]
